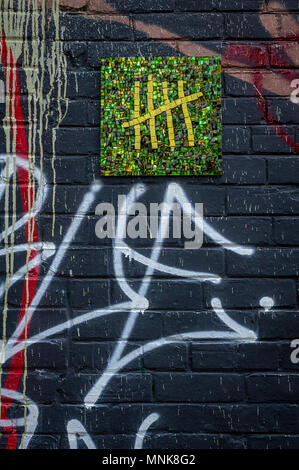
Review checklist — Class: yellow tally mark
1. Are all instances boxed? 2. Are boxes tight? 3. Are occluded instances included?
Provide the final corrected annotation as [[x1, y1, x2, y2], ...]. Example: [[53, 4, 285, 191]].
[[178, 80, 195, 147], [134, 80, 141, 150], [122, 75, 203, 151], [162, 81, 175, 151], [147, 74, 158, 149]]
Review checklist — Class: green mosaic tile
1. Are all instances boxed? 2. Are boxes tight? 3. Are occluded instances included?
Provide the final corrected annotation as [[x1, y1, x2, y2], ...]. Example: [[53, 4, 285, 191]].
[[100, 56, 222, 176]]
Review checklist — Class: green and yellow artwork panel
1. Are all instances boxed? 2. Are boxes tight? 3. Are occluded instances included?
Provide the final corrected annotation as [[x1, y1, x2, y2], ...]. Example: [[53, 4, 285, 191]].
[[100, 56, 222, 176]]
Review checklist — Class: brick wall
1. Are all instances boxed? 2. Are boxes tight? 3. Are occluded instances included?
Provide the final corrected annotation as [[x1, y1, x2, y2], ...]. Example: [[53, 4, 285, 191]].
[[0, 0, 299, 449]]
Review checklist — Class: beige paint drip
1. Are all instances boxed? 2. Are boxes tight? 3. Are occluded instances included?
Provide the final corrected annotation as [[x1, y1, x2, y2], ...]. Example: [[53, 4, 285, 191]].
[[21, 0, 43, 447], [0, 0, 68, 448], [0, 0, 25, 431], [50, 0, 68, 236]]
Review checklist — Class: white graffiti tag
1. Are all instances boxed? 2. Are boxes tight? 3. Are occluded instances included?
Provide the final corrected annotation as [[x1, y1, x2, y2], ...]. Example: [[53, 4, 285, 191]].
[[0, 156, 267, 449]]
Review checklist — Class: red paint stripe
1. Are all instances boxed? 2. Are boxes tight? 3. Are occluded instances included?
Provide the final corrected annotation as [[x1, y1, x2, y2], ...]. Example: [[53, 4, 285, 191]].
[[1, 36, 41, 449]]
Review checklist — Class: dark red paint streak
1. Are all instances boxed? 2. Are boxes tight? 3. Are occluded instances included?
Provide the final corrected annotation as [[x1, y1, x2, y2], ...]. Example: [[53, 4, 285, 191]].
[[253, 44, 299, 154], [225, 41, 299, 153]]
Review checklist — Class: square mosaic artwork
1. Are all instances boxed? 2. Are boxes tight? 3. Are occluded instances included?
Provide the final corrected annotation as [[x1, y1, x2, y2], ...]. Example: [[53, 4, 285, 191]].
[[100, 56, 222, 176]]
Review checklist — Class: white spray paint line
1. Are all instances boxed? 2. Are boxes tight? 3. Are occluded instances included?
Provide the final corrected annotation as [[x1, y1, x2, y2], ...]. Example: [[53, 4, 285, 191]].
[[4, 181, 102, 356], [85, 183, 184, 406], [134, 413, 160, 449], [0, 155, 48, 242], [4, 301, 132, 363], [0, 254, 41, 299], [0, 241, 55, 257], [0, 243, 56, 299], [105, 184, 154, 364], [84, 182, 255, 407], [85, 326, 256, 407], [113, 184, 149, 310], [0, 388, 38, 449], [118, 241, 221, 283], [1, 177, 258, 443], [211, 297, 257, 340], [83, 186, 150, 407], [0, 154, 13, 201], [170, 183, 254, 256], [67, 413, 159, 450], [67, 419, 96, 449]]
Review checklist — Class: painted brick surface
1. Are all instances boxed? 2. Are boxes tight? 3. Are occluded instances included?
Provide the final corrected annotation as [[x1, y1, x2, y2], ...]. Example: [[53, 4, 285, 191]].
[[0, 0, 298, 450]]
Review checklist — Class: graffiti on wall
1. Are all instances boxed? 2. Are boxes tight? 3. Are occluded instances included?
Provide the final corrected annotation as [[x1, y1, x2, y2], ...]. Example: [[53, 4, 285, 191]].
[[0, 0, 298, 449], [0, 153, 260, 447], [85, 0, 299, 153]]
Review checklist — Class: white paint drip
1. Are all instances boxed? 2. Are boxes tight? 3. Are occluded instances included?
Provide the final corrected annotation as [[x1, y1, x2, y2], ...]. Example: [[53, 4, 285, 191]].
[[259, 296, 274, 311]]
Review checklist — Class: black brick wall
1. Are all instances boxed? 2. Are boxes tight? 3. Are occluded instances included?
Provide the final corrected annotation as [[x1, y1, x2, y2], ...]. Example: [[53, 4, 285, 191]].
[[0, 0, 298, 450]]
